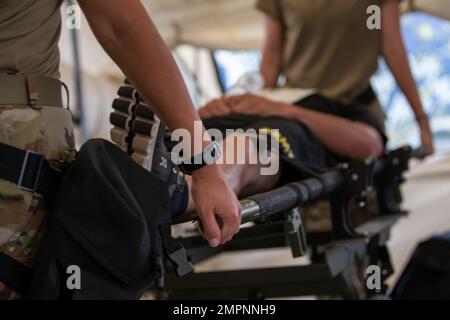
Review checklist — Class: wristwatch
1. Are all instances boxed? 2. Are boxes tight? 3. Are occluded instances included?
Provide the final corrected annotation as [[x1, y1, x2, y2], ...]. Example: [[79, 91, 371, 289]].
[[179, 141, 222, 174]]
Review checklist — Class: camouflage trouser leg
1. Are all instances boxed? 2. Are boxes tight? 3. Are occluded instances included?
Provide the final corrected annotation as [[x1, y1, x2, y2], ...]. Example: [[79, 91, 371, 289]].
[[0, 105, 75, 299], [302, 191, 379, 232]]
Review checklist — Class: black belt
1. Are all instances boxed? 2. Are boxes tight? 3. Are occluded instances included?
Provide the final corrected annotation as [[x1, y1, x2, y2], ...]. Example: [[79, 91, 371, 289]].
[[355, 85, 377, 106], [0, 143, 62, 198]]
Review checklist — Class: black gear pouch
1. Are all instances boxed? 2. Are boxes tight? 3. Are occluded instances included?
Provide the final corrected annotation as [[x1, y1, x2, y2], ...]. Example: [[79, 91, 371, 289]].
[[27, 139, 171, 300]]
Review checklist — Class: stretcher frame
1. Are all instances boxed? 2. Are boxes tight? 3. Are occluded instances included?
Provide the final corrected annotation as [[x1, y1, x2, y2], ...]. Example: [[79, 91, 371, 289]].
[[163, 146, 416, 299]]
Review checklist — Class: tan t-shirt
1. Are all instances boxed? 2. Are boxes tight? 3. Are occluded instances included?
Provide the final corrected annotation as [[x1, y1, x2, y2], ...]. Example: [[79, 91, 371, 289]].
[[257, 0, 385, 104], [0, 0, 63, 78]]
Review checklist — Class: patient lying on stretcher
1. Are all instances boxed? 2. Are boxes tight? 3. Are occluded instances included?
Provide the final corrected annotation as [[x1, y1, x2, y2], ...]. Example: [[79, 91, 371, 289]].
[[178, 92, 384, 238], [193, 93, 382, 188], [111, 85, 385, 245]]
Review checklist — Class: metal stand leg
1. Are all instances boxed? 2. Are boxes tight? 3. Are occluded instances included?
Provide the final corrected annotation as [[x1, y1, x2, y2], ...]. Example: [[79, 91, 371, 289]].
[[285, 208, 308, 257]]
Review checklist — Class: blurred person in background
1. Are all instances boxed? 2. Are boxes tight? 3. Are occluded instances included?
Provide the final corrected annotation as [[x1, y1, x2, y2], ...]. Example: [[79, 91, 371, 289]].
[[257, 0, 434, 155]]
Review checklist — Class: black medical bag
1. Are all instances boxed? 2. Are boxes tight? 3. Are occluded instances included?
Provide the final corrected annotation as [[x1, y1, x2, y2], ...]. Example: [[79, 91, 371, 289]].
[[27, 139, 172, 300], [392, 232, 450, 300]]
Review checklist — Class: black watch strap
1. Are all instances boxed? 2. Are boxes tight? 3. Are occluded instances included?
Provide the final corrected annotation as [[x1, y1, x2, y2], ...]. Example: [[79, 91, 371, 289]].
[[179, 141, 221, 175], [180, 162, 209, 175]]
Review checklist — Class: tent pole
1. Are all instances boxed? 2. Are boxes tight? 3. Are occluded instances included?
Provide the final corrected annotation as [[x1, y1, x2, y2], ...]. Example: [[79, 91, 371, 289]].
[[210, 51, 226, 94], [67, 0, 88, 143]]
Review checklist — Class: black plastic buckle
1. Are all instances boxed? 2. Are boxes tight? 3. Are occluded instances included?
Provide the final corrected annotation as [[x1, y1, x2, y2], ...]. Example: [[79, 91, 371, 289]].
[[17, 150, 44, 193], [167, 245, 193, 277]]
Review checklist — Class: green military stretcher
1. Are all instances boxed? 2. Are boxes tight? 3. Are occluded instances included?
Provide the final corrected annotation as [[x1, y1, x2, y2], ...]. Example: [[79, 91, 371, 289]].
[[163, 146, 419, 300]]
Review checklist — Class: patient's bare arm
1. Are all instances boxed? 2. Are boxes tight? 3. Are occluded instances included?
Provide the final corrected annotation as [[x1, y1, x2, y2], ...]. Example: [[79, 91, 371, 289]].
[[225, 94, 383, 160]]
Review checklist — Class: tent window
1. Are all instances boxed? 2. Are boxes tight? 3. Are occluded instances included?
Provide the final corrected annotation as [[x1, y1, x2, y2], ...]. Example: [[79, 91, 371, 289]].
[[213, 50, 261, 92]]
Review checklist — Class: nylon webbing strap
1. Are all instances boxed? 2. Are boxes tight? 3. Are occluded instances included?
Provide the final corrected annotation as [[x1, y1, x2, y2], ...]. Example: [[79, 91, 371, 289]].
[[25, 74, 41, 109], [0, 74, 63, 107], [0, 252, 33, 297], [0, 143, 62, 198]]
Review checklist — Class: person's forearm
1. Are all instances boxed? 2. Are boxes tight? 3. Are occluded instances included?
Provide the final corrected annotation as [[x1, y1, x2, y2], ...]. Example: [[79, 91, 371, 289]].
[[260, 18, 283, 88], [260, 55, 281, 88], [116, 27, 200, 132], [281, 104, 383, 159], [383, 45, 425, 118], [380, 0, 434, 155], [80, 0, 205, 149], [381, 0, 425, 119], [100, 17, 200, 134]]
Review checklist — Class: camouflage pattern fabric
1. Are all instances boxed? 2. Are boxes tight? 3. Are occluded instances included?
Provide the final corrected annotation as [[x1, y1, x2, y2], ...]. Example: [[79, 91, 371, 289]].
[[0, 105, 75, 300], [302, 191, 379, 233]]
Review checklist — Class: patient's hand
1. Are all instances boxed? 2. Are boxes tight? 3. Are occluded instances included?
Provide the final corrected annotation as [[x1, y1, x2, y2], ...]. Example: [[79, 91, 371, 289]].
[[225, 93, 292, 118], [199, 97, 232, 119]]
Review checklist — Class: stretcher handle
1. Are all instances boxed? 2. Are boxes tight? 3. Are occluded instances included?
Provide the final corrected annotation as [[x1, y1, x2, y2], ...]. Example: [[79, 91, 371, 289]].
[[171, 171, 342, 225]]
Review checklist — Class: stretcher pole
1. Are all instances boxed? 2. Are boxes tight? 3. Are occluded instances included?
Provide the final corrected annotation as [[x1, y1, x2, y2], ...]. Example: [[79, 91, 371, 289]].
[[172, 146, 420, 228]]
